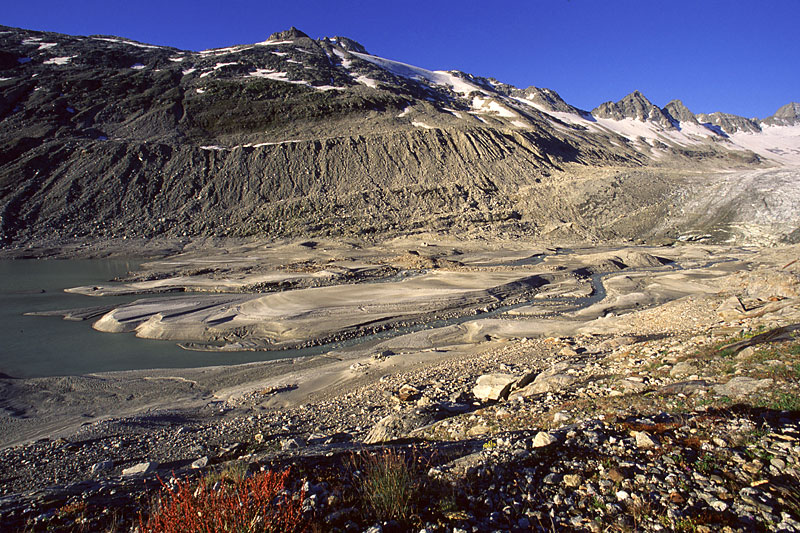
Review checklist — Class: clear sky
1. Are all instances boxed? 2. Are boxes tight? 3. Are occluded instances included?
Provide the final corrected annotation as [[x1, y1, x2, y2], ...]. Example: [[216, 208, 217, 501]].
[[4, 0, 797, 118]]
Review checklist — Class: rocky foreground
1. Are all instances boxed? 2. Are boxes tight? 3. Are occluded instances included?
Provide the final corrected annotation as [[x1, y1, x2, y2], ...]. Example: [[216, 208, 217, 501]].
[[0, 247, 798, 532]]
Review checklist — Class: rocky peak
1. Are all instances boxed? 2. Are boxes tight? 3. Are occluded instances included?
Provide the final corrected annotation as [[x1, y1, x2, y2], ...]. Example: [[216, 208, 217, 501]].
[[662, 100, 698, 125], [696, 112, 762, 135], [516, 86, 585, 115], [267, 27, 310, 42], [326, 36, 368, 54], [762, 102, 800, 126], [592, 91, 675, 129]]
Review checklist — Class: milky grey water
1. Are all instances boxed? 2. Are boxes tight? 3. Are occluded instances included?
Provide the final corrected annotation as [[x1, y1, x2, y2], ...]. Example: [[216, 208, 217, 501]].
[[0, 259, 302, 378]]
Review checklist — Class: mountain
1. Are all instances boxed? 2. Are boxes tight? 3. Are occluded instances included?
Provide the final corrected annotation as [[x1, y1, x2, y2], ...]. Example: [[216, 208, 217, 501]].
[[1, 25, 798, 248], [763, 102, 800, 126], [592, 91, 676, 130]]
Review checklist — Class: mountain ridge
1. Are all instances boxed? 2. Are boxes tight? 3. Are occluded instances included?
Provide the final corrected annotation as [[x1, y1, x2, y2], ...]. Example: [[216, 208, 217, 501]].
[[1, 24, 798, 248]]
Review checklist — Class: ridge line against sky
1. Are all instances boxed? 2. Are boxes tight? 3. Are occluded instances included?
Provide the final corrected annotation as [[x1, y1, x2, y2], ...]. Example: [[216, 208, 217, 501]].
[[4, 0, 798, 119]]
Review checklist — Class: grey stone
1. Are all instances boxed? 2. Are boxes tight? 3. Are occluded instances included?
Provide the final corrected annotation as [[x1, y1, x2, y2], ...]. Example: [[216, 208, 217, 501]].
[[281, 438, 305, 450], [473, 373, 518, 401], [632, 431, 658, 449], [533, 431, 558, 448], [709, 499, 728, 512], [473, 373, 518, 402], [656, 380, 711, 396], [90, 460, 113, 474], [365, 409, 439, 444], [191, 456, 209, 469], [713, 376, 773, 398], [669, 361, 696, 377], [122, 461, 158, 476], [717, 296, 746, 320]]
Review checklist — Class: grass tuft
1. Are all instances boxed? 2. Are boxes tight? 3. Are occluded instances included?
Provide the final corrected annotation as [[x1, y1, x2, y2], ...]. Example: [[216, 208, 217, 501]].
[[353, 448, 419, 522]]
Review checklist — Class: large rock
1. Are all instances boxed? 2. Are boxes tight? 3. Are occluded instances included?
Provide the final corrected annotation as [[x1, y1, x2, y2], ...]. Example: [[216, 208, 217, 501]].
[[533, 431, 559, 448], [510, 362, 579, 399], [473, 373, 518, 402], [716, 296, 746, 321], [364, 408, 440, 444], [713, 376, 773, 398], [669, 361, 697, 377], [122, 461, 159, 477]]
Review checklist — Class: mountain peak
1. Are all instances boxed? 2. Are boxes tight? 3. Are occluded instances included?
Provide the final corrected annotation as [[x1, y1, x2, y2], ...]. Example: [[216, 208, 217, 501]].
[[772, 102, 800, 120], [592, 91, 674, 128], [324, 36, 368, 54], [695, 112, 762, 135], [662, 100, 698, 125], [267, 27, 310, 42]]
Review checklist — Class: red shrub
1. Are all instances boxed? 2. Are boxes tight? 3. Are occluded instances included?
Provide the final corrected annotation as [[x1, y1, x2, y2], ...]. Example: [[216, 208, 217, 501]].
[[139, 469, 307, 533]]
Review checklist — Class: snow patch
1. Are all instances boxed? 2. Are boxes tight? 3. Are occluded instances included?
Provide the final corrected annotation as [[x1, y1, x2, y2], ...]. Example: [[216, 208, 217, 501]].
[[443, 108, 465, 119], [130, 63, 146, 70], [355, 75, 378, 88], [247, 139, 302, 148], [93, 37, 163, 49], [729, 124, 800, 166], [44, 56, 75, 65], [350, 51, 486, 96], [200, 45, 253, 55], [255, 39, 294, 46], [196, 88, 205, 94], [249, 69, 287, 80], [332, 48, 353, 68], [472, 96, 518, 118], [200, 145, 226, 151], [511, 120, 528, 128], [169, 56, 185, 62], [248, 69, 343, 91], [37, 43, 58, 50], [182, 68, 197, 75], [412, 121, 433, 129], [398, 106, 412, 118], [271, 51, 288, 57]]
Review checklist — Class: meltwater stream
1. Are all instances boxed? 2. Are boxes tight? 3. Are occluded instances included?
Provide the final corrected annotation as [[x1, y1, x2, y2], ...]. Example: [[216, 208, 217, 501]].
[[0, 258, 614, 379]]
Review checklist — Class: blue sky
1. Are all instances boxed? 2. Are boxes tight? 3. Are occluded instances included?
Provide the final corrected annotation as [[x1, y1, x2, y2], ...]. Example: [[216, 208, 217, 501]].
[[4, 0, 797, 118]]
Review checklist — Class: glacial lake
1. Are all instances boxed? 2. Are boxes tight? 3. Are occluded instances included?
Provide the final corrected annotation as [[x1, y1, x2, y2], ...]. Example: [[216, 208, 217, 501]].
[[0, 259, 305, 378]]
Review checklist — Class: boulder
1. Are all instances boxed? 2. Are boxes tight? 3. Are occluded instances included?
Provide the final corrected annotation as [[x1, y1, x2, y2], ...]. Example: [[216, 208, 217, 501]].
[[632, 431, 658, 449], [510, 361, 582, 399], [669, 361, 697, 377], [364, 408, 440, 444], [713, 376, 773, 398], [716, 296, 746, 321], [191, 456, 209, 469], [473, 373, 518, 402], [90, 460, 114, 474], [122, 461, 158, 476], [533, 431, 558, 448]]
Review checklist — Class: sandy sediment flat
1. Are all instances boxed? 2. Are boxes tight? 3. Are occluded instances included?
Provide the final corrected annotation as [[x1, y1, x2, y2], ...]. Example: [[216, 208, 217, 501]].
[[2, 238, 799, 449]]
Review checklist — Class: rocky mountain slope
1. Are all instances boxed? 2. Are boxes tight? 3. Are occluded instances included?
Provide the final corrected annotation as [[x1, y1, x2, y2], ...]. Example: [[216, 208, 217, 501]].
[[1, 25, 798, 247]]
